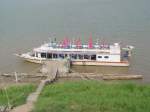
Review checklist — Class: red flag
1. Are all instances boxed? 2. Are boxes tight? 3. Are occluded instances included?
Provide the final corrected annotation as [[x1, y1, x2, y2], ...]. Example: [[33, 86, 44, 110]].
[[88, 34, 93, 49]]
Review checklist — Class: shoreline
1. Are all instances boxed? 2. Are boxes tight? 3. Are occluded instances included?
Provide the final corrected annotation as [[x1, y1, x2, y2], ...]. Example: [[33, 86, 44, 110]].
[[0, 71, 144, 89]]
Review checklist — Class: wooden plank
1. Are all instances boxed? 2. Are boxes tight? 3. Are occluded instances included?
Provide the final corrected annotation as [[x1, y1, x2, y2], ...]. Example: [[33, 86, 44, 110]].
[[102, 75, 143, 80]]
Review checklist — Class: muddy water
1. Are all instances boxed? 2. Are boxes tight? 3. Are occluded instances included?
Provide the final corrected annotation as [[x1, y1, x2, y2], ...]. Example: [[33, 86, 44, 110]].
[[0, 0, 150, 83]]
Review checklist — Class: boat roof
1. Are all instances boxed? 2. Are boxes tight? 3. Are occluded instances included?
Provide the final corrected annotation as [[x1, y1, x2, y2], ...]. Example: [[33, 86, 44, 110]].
[[33, 42, 121, 54]]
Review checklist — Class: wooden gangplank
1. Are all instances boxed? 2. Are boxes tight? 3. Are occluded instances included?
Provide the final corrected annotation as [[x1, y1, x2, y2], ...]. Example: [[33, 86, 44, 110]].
[[11, 63, 58, 112]]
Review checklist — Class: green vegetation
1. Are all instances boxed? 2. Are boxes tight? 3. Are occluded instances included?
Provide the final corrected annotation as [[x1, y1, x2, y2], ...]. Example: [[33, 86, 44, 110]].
[[0, 84, 36, 107], [33, 81, 150, 112]]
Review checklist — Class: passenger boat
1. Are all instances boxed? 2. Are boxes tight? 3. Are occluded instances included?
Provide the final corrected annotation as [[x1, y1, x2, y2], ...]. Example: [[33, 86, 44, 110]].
[[16, 37, 134, 66]]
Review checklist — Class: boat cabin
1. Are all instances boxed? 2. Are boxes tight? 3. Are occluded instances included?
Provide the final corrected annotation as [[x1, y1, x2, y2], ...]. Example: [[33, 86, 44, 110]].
[[33, 42, 121, 63]]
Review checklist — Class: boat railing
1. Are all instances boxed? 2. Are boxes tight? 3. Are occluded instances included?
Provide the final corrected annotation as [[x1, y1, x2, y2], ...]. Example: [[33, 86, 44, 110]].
[[46, 42, 110, 50]]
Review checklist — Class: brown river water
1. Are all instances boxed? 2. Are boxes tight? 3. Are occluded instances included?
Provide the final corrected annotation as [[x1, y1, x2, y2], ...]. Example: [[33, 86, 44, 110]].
[[0, 0, 150, 83]]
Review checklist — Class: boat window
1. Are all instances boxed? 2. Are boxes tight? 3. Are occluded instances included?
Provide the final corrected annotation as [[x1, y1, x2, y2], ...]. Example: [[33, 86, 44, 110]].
[[98, 56, 102, 58], [78, 54, 83, 60], [104, 56, 109, 59], [41, 53, 46, 58], [91, 55, 96, 60], [47, 53, 52, 59], [72, 54, 77, 59], [59, 54, 64, 59], [53, 54, 58, 58], [84, 55, 90, 59]]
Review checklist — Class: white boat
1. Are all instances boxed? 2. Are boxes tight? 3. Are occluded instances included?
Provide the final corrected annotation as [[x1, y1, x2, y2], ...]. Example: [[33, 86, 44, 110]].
[[16, 37, 134, 67]]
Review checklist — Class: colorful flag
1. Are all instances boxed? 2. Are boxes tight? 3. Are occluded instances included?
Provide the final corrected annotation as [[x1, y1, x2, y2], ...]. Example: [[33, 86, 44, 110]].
[[88, 34, 93, 49]]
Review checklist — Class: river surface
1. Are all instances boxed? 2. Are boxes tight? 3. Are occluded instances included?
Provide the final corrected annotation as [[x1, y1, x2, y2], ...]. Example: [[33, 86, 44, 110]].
[[0, 0, 150, 83]]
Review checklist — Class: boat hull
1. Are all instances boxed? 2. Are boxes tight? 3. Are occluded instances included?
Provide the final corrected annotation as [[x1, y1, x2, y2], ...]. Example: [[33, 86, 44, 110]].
[[21, 57, 129, 67], [23, 58, 43, 64], [71, 60, 129, 67]]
